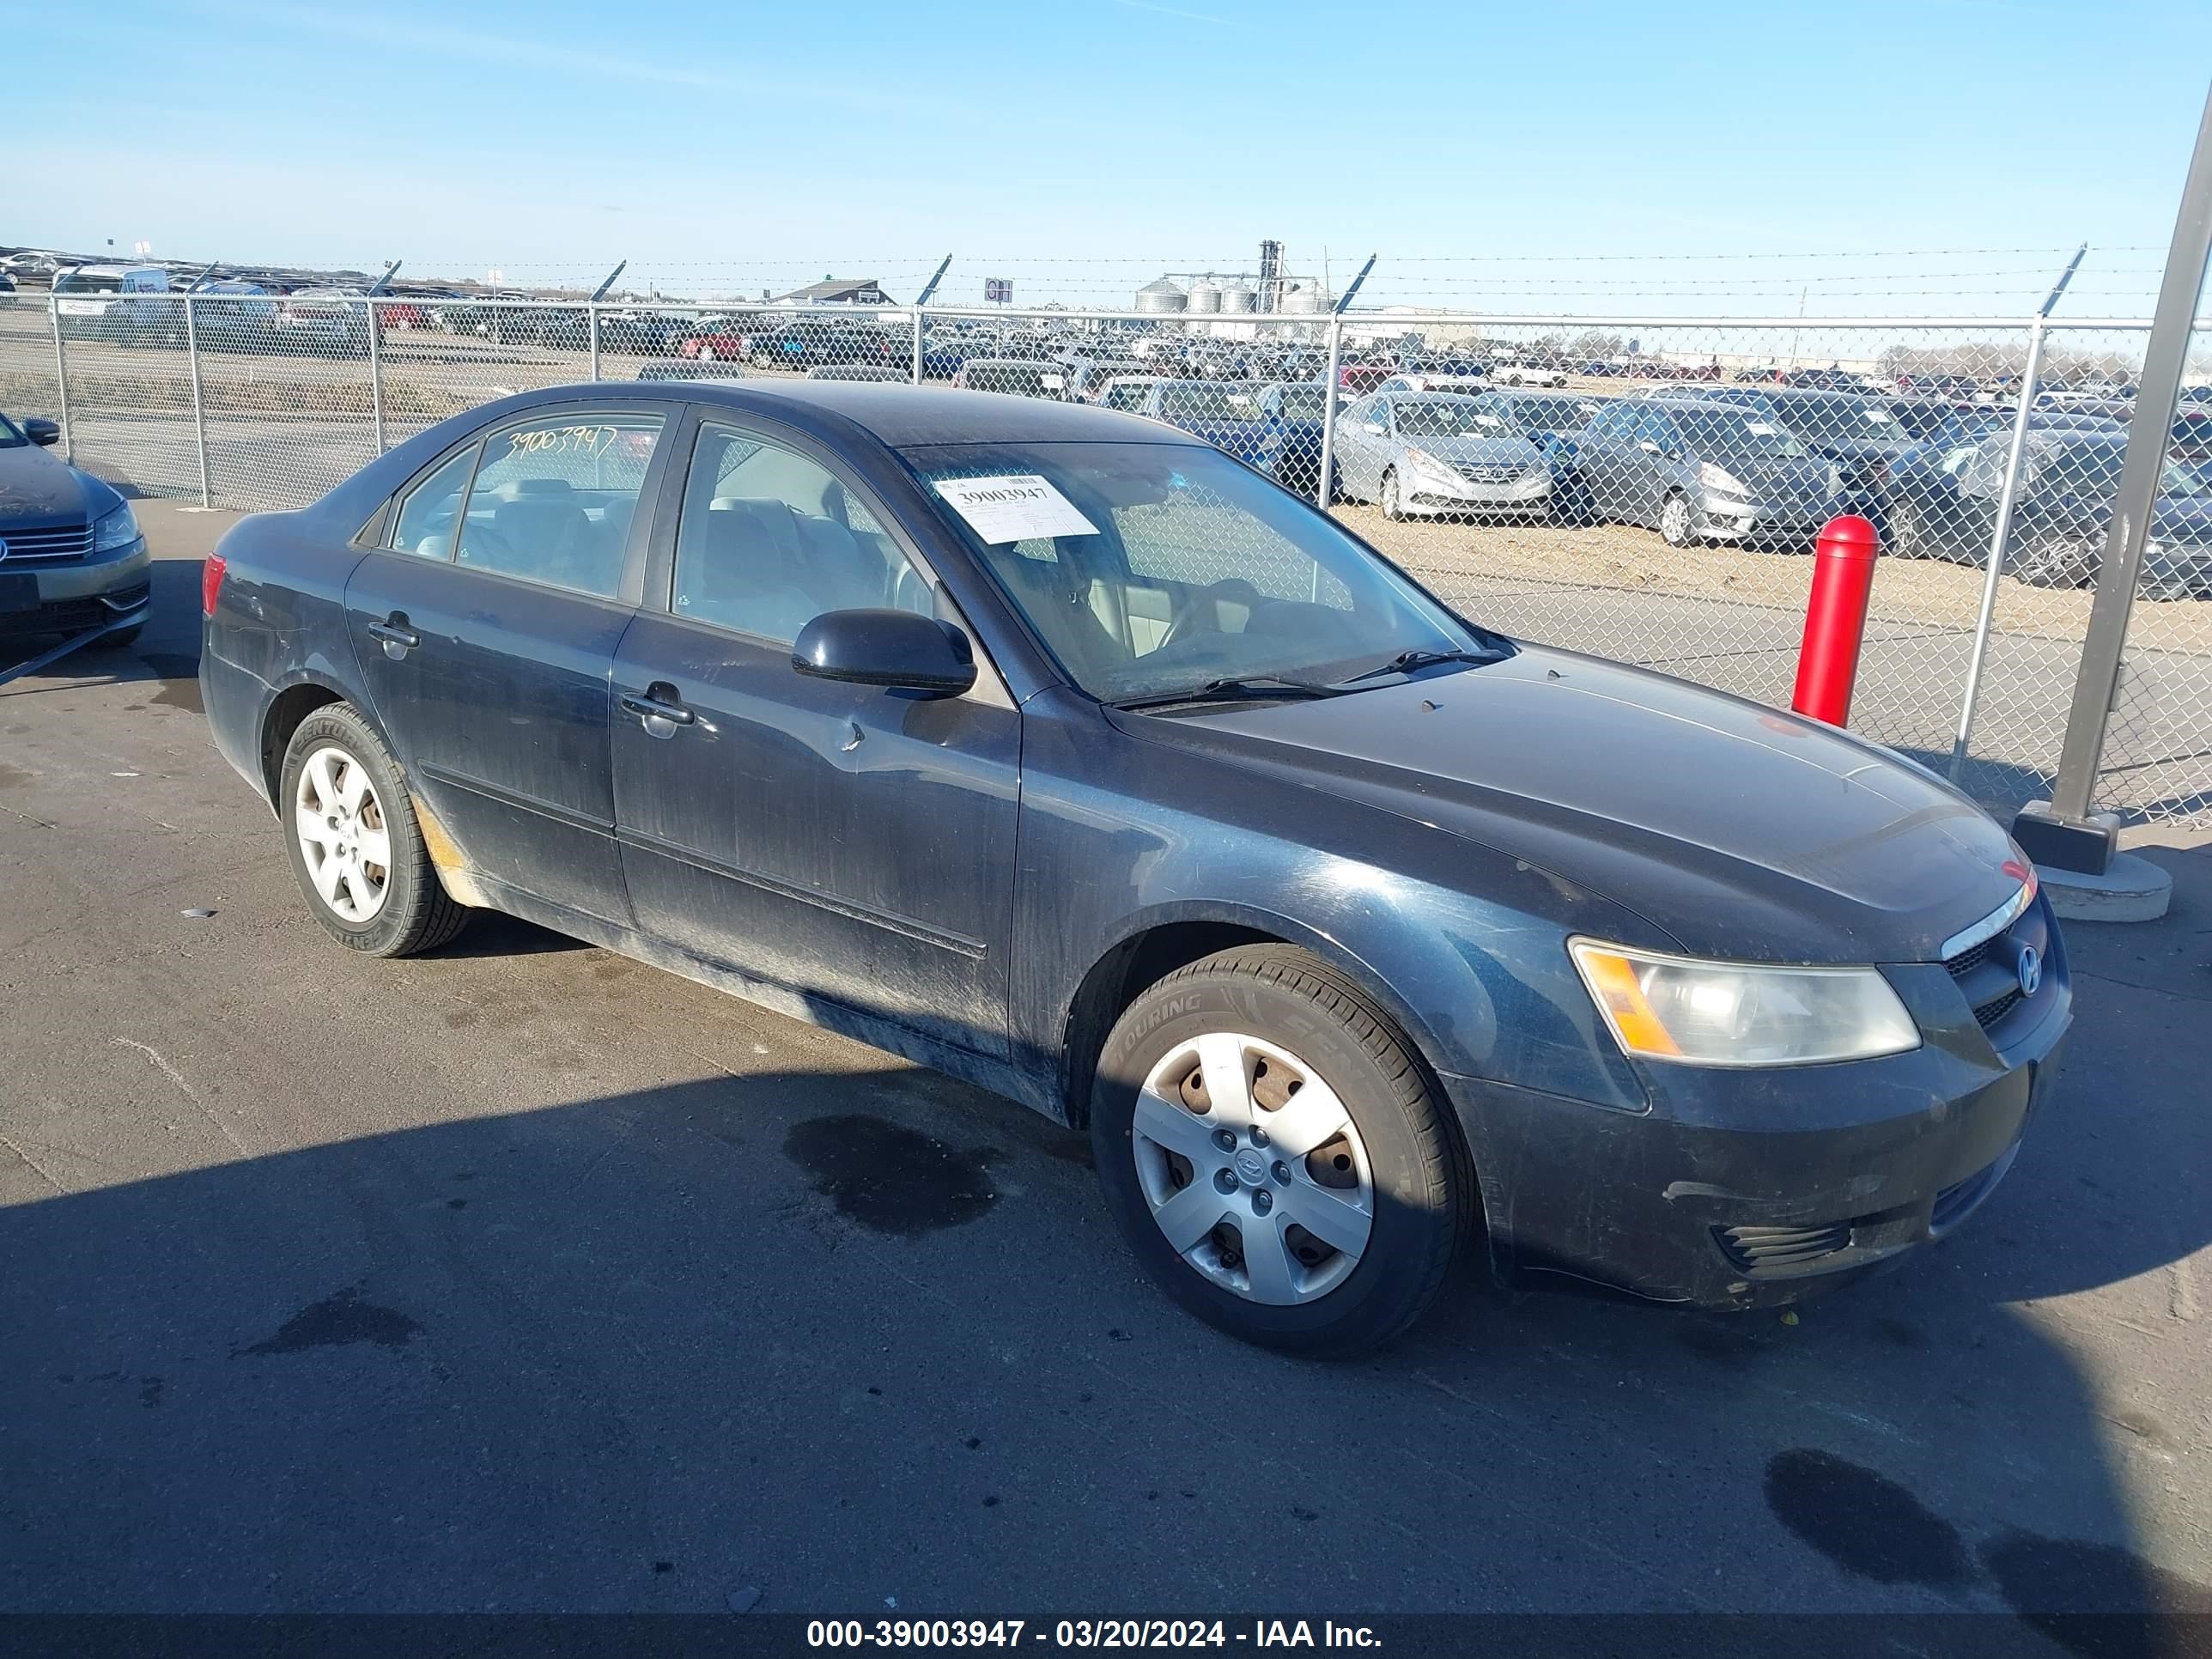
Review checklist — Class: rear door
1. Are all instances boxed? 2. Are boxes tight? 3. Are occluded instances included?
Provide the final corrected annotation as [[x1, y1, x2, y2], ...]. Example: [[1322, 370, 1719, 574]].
[[609, 415, 1019, 1060], [343, 404, 673, 926]]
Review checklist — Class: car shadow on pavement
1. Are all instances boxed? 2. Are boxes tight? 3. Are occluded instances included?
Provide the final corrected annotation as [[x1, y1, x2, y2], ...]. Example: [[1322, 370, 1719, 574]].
[[3, 860, 2208, 1648]]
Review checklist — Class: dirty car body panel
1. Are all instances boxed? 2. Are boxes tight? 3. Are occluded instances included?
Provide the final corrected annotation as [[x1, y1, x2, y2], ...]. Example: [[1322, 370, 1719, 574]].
[[203, 381, 2070, 1316]]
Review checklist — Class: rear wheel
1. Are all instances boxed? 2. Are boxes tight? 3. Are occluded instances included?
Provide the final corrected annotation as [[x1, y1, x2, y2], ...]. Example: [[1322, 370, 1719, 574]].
[[1381, 467, 1406, 521], [1659, 490, 1698, 547], [279, 703, 470, 957], [1091, 945, 1469, 1357], [2014, 532, 2098, 589], [1887, 498, 1925, 560]]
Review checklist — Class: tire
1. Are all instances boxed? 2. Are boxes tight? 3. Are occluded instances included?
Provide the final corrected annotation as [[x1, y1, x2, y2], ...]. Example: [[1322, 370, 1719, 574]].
[[1381, 467, 1405, 521], [90, 623, 143, 648], [1658, 490, 1697, 548], [1090, 945, 1471, 1357], [278, 702, 470, 958], [1555, 472, 1596, 527], [2013, 533, 2097, 589], [1887, 498, 1924, 561]]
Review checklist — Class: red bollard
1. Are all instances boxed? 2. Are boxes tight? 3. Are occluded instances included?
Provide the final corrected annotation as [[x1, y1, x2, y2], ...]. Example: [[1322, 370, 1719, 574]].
[[1792, 514, 1881, 727]]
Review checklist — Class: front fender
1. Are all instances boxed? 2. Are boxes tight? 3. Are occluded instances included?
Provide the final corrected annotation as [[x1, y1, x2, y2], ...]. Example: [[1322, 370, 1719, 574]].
[[1010, 693, 1654, 1133]]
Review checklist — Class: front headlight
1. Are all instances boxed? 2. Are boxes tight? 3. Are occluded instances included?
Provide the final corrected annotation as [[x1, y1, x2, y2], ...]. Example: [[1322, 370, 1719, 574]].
[[1568, 939, 1920, 1067], [1697, 462, 1747, 497], [92, 502, 142, 551]]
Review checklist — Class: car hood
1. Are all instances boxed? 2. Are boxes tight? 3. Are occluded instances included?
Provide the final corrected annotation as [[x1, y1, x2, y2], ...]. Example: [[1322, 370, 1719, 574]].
[[0, 443, 113, 526], [1402, 433, 1545, 467], [1710, 453, 1837, 497], [1109, 644, 2023, 963]]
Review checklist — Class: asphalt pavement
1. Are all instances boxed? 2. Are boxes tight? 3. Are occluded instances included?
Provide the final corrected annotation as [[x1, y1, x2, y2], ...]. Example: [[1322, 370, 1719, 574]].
[[2, 503, 2209, 1636]]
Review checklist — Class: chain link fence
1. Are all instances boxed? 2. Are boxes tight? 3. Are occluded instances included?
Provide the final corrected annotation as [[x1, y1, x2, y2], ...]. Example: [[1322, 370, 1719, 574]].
[[2, 283, 2203, 828]]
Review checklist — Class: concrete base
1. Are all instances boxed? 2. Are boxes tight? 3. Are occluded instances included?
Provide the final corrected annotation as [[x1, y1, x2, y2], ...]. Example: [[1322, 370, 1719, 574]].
[[2036, 851, 2173, 922]]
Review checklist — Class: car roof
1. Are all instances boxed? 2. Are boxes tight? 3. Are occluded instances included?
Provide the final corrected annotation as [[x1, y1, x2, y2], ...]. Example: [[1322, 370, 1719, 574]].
[[605, 378, 1193, 447]]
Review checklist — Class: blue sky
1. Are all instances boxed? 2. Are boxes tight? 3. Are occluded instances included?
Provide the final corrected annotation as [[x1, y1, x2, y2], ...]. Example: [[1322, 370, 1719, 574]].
[[10, 0, 2210, 312]]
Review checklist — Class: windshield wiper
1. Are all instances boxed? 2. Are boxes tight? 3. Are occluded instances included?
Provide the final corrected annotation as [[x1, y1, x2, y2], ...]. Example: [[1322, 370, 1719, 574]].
[[1335, 647, 1504, 686], [1109, 675, 1342, 712]]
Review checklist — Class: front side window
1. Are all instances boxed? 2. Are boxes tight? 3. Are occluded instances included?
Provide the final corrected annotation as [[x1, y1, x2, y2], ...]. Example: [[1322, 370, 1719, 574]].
[[386, 444, 480, 558], [672, 422, 926, 643], [454, 412, 664, 597], [906, 441, 1500, 703]]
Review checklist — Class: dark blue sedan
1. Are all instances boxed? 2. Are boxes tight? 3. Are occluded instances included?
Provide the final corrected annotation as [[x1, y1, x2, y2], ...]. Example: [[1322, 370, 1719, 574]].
[[201, 382, 2070, 1354]]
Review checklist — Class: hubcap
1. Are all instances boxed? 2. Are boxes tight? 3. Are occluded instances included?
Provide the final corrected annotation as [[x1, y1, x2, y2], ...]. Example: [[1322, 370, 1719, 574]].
[[1130, 1032, 1375, 1306], [294, 744, 392, 924], [1662, 497, 1690, 541]]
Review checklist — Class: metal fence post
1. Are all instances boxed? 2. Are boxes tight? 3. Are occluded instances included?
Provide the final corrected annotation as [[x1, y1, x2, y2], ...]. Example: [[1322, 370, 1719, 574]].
[[1316, 313, 1345, 511], [184, 294, 211, 507], [365, 298, 386, 456], [2045, 82, 2212, 840], [911, 307, 924, 385], [48, 297, 73, 462], [1948, 316, 2049, 779], [1950, 250, 2084, 780], [588, 302, 602, 383]]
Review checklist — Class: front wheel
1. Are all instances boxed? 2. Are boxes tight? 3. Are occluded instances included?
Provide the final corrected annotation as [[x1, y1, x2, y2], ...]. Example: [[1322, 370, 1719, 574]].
[[1658, 490, 1697, 547], [1381, 467, 1406, 521], [279, 703, 471, 957], [2013, 532, 2098, 589], [1090, 945, 1470, 1357]]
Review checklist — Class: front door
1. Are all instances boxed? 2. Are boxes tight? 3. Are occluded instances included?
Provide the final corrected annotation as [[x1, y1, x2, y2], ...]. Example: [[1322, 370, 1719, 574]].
[[344, 405, 672, 926], [610, 417, 1018, 1060]]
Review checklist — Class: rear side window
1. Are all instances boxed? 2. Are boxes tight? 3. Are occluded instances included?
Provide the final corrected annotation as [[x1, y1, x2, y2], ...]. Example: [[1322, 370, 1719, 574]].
[[386, 444, 480, 558], [454, 413, 664, 598]]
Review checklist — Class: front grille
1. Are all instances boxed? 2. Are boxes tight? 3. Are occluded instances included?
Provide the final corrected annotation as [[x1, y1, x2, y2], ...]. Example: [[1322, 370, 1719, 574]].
[[1453, 463, 1525, 484], [1973, 988, 2022, 1029], [1944, 937, 1992, 978], [0, 521, 94, 562], [1715, 1221, 1852, 1273]]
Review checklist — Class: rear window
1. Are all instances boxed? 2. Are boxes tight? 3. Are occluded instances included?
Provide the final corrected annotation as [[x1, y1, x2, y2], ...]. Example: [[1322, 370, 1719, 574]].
[[53, 271, 123, 295], [1157, 384, 1260, 421]]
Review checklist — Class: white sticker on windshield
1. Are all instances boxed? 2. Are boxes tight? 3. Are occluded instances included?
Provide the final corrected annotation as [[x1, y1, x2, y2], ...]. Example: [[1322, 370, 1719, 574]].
[[1745, 421, 1778, 434], [1042, 373, 1065, 389], [1474, 413, 1502, 427], [1866, 408, 1894, 423], [933, 475, 1100, 544], [1228, 393, 1252, 406]]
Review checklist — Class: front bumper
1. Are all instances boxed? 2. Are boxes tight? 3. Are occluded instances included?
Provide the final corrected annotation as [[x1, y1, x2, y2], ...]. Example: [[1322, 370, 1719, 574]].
[[1407, 470, 1553, 515], [0, 536, 150, 637], [1443, 949, 2071, 1310]]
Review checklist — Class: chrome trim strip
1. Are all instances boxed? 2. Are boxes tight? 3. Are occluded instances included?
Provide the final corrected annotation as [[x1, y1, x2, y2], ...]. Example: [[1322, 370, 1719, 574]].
[[1939, 878, 2038, 963]]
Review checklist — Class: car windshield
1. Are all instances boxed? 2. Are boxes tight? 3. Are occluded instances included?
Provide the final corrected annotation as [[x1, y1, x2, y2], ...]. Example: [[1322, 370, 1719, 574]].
[[2032, 444, 2211, 500], [1272, 386, 1330, 418], [0, 412, 25, 448], [903, 441, 1501, 703], [1675, 409, 1812, 460], [1392, 398, 1493, 438], [1778, 394, 1900, 441], [1156, 384, 1261, 421], [1501, 395, 1595, 431]]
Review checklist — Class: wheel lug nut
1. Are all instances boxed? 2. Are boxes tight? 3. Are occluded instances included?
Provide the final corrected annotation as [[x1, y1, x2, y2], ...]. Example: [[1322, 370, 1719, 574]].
[[1212, 1128, 1237, 1154], [1273, 1161, 1292, 1184], [1213, 1169, 1238, 1195], [1250, 1126, 1269, 1148], [1252, 1188, 1273, 1215]]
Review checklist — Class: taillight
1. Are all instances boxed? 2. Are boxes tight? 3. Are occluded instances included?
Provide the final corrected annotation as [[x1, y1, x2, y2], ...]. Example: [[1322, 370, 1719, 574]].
[[201, 551, 227, 617]]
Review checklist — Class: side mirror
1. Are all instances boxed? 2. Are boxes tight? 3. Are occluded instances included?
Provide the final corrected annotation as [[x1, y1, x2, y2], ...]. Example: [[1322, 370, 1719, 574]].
[[22, 417, 60, 447], [793, 607, 976, 698], [1637, 439, 1662, 454]]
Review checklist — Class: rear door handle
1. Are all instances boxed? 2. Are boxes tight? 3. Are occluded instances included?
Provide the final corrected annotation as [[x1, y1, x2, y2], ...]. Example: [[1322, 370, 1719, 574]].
[[367, 615, 419, 658]]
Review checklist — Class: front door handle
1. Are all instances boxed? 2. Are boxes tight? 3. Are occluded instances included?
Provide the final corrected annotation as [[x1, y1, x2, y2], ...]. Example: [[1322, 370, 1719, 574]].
[[367, 614, 419, 659], [621, 684, 696, 734]]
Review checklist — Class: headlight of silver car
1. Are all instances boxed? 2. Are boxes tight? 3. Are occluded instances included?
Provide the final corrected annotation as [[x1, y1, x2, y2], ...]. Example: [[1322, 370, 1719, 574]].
[[1568, 939, 1920, 1067], [91, 502, 142, 551]]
